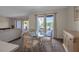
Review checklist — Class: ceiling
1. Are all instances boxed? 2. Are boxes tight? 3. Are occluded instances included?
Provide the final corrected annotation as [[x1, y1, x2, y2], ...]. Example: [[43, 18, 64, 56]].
[[0, 6, 67, 17]]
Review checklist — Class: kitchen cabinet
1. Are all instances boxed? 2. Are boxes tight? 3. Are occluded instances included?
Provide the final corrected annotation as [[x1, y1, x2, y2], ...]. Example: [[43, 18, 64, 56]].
[[63, 30, 79, 52]]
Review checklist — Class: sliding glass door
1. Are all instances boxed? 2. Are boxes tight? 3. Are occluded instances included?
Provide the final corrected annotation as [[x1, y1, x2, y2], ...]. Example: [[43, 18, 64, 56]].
[[36, 15, 55, 37], [46, 15, 54, 37], [36, 16, 45, 36]]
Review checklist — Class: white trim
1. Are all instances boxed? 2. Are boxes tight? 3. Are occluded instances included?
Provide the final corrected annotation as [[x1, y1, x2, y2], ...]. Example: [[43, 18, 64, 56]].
[[63, 44, 68, 52]]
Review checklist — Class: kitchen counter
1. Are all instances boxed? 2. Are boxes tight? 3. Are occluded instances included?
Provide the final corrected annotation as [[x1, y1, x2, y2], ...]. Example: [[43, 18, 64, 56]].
[[0, 40, 19, 52], [64, 30, 79, 39], [63, 30, 79, 52]]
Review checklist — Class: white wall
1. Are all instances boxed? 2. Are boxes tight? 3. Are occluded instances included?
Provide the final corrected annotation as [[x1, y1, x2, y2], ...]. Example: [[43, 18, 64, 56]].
[[56, 9, 67, 38], [65, 7, 75, 30], [65, 7, 79, 32], [9, 19, 15, 26], [29, 15, 36, 30], [74, 21, 79, 31], [0, 16, 10, 28], [74, 7, 79, 31], [29, 8, 67, 38]]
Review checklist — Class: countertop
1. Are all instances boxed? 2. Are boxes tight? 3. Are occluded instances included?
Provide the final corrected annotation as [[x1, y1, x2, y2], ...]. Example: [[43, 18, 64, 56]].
[[0, 40, 19, 52], [64, 30, 79, 39]]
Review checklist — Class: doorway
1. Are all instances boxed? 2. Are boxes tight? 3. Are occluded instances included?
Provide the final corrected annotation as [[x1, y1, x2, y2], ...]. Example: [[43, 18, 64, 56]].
[[22, 20, 29, 33], [16, 20, 29, 33]]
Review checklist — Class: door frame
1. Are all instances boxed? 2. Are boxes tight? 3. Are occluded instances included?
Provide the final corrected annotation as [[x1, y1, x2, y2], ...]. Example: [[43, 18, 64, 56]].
[[36, 13, 57, 38]]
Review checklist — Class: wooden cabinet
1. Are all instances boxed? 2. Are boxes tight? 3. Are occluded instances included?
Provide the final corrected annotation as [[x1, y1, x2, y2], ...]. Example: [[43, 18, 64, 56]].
[[68, 38, 73, 51], [63, 30, 79, 52], [23, 32, 39, 51], [23, 32, 32, 50], [23, 35, 32, 49]]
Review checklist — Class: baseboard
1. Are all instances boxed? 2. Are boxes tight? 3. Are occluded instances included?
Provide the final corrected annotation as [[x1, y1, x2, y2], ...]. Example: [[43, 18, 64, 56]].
[[53, 37, 63, 40], [8, 37, 21, 43]]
